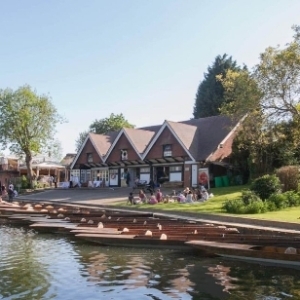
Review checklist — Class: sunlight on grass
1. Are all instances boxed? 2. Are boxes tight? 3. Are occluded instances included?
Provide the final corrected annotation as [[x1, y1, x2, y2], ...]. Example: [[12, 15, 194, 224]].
[[113, 184, 300, 223]]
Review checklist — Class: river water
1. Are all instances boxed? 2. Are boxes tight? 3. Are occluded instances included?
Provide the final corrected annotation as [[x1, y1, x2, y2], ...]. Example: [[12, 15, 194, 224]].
[[1, 224, 300, 300]]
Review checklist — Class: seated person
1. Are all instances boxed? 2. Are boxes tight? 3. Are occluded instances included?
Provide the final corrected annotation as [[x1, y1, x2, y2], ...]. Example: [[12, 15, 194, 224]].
[[186, 190, 194, 203], [183, 187, 190, 197], [177, 192, 186, 203], [138, 190, 147, 203], [148, 192, 158, 204], [127, 192, 134, 205], [201, 190, 209, 201], [156, 189, 163, 203]]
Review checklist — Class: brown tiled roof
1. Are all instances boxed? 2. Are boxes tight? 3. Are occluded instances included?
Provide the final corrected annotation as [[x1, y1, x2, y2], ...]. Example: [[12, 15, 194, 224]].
[[61, 153, 76, 166], [124, 128, 156, 154], [180, 115, 237, 161], [89, 131, 119, 157], [77, 115, 238, 163], [166, 121, 197, 153]]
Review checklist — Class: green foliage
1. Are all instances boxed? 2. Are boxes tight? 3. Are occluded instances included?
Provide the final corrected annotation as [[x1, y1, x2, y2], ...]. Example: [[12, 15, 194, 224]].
[[267, 193, 288, 209], [250, 174, 282, 200], [193, 54, 240, 118], [21, 175, 29, 189], [276, 166, 300, 192], [283, 191, 300, 207], [75, 113, 134, 152], [0, 86, 63, 186], [222, 199, 245, 214], [241, 190, 261, 205], [222, 198, 267, 214]]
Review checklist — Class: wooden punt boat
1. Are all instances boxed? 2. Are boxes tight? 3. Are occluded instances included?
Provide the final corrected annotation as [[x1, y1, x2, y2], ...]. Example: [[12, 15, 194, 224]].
[[75, 233, 192, 250], [186, 240, 300, 267]]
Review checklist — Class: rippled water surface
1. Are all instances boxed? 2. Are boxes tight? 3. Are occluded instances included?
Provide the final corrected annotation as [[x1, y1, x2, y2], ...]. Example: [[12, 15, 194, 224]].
[[1, 225, 300, 300]]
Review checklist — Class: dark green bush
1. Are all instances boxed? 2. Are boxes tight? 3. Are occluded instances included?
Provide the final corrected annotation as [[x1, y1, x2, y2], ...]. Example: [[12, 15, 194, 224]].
[[241, 190, 261, 205], [266, 201, 278, 212], [283, 191, 300, 207], [250, 174, 281, 200], [267, 193, 288, 209], [222, 199, 245, 214], [276, 166, 300, 192], [243, 199, 267, 214], [222, 198, 267, 214]]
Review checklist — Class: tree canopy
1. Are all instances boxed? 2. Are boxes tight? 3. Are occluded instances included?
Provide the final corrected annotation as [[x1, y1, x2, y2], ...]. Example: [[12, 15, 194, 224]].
[[0, 85, 63, 185], [193, 54, 241, 118], [218, 25, 300, 180], [75, 113, 134, 152]]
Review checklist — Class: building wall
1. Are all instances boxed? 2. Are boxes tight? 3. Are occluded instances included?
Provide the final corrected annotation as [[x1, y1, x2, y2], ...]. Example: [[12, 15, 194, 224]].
[[106, 133, 140, 163], [75, 139, 103, 166], [145, 127, 189, 159]]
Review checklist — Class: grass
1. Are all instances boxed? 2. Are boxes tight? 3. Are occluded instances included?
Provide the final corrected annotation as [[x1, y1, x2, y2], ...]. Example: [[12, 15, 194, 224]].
[[115, 185, 300, 223]]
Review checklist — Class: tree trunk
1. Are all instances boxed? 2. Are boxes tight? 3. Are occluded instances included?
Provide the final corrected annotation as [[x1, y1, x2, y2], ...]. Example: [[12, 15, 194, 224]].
[[25, 152, 34, 188]]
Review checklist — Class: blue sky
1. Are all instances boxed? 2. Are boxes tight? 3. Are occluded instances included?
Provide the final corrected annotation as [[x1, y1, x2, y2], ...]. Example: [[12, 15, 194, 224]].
[[1, 0, 300, 155]]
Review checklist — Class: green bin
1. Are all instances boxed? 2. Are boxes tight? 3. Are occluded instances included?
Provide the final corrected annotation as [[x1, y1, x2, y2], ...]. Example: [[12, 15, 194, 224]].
[[222, 176, 229, 187], [214, 177, 223, 188]]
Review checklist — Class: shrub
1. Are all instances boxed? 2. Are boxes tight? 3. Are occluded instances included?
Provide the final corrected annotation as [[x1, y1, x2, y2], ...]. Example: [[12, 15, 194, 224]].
[[283, 191, 300, 207], [266, 201, 278, 212], [267, 193, 288, 209], [241, 190, 261, 205], [243, 199, 267, 214], [222, 199, 245, 214], [21, 175, 29, 189], [250, 174, 281, 200], [276, 166, 300, 192]]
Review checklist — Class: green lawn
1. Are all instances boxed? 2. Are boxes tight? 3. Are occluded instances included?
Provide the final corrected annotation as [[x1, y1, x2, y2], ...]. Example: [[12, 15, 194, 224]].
[[115, 185, 300, 223]]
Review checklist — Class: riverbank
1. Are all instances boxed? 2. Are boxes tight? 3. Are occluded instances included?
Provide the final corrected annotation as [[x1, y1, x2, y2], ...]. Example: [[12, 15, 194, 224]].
[[14, 187, 300, 234]]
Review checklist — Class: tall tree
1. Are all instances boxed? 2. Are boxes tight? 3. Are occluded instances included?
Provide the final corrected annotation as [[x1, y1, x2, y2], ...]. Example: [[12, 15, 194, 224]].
[[218, 25, 300, 178], [193, 54, 240, 118], [75, 113, 135, 152], [0, 85, 63, 186], [254, 25, 300, 123]]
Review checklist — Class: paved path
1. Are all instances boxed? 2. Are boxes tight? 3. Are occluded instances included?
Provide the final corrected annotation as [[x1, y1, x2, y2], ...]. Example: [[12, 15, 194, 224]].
[[15, 188, 300, 234]]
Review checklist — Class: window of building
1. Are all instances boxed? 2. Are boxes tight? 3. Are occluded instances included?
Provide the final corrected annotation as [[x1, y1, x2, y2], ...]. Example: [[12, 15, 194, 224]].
[[169, 165, 182, 172], [80, 169, 91, 183], [140, 167, 150, 173], [92, 169, 109, 182], [163, 144, 172, 157], [87, 153, 93, 163], [120, 149, 128, 161]]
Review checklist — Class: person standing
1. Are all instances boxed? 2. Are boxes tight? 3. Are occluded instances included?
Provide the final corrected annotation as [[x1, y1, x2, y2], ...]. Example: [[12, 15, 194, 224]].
[[53, 176, 57, 188], [126, 172, 131, 187], [7, 185, 14, 202]]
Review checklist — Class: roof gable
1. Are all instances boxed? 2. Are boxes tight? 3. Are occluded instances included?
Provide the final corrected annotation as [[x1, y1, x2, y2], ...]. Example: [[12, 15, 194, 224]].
[[167, 121, 197, 151], [124, 128, 156, 154], [142, 121, 195, 161], [70, 132, 119, 169], [181, 115, 238, 161]]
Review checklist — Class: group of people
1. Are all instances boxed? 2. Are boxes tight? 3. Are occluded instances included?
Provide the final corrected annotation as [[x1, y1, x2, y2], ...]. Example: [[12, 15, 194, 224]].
[[176, 186, 213, 203], [0, 182, 18, 203], [127, 186, 213, 205], [127, 189, 163, 205]]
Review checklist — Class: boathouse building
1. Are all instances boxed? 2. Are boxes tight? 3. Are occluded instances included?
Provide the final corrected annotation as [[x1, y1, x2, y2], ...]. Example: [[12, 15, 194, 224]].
[[70, 115, 240, 188]]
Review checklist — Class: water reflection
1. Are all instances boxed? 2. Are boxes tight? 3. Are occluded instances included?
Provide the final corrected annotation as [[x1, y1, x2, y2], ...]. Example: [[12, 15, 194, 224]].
[[2, 225, 300, 300], [0, 225, 51, 299]]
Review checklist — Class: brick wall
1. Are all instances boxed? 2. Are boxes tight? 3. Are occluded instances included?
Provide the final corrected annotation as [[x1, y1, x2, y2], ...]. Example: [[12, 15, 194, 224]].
[[145, 127, 189, 159], [106, 133, 140, 163], [75, 139, 103, 165]]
